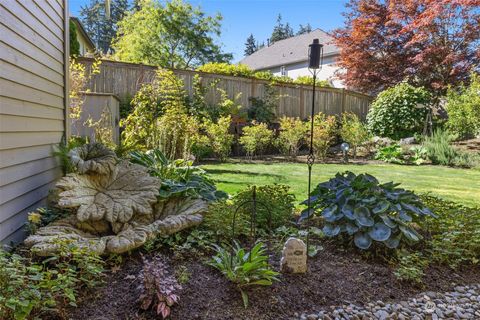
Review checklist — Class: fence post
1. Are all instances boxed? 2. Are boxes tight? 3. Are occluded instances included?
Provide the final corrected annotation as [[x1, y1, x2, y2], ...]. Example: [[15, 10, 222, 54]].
[[341, 88, 346, 114]]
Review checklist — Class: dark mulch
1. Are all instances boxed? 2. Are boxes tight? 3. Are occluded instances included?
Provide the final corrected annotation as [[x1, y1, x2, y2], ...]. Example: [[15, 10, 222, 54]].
[[67, 241, 480, 320]]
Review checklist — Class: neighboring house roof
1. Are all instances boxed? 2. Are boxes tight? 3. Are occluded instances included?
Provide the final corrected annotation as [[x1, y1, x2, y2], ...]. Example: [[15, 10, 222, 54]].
[[240, 29, 339, 70], [70, 17, 96, 52]]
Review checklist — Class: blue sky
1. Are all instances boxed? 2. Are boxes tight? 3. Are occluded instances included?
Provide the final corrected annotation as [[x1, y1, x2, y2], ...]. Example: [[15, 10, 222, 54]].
[[68, 0, 349, 62]]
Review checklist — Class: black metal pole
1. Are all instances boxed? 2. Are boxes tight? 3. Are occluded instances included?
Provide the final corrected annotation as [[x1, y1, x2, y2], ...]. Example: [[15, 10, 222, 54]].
[[305, 72, 317, 258]]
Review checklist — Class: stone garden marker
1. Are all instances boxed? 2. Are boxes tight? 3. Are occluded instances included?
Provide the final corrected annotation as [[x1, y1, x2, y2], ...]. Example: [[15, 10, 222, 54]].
[[280, 237, 307, 273]]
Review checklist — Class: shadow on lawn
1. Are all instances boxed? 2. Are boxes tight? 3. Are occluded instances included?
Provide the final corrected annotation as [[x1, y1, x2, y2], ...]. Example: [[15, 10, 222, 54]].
[[205, 168, 284, 179]]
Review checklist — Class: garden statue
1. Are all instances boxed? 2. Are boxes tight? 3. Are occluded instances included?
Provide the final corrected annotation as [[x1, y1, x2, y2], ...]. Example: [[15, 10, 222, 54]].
[[25, 143, 208, 255]]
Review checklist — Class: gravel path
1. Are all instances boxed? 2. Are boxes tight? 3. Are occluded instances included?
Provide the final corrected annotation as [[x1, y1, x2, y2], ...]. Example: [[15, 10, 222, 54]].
[[298, 284, 480, 320]]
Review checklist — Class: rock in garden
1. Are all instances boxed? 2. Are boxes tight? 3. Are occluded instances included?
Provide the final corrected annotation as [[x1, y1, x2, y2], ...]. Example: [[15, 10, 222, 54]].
[[280, 237, 307, 273]]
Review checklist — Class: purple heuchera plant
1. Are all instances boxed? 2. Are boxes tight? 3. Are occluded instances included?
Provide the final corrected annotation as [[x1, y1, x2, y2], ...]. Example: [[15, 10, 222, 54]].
[[138, 255, 181, 319]]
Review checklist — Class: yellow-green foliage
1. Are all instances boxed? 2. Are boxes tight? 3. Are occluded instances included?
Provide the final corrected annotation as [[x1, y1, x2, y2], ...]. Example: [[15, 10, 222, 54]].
[[294, 76, 331, 87], [339, 113, 370, 158], [276, 116, 308, 157], [446, 72, 480, 139], [204, 116, 234, 161], [311, 113, 337, 159], [239, 122, 273, 157], [121, 68, 197, 159], [197, 63, 255, 77]]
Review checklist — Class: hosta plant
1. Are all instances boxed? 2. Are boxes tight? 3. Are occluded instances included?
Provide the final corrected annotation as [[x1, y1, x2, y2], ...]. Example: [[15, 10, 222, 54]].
[[375, 144, 405, 164], [130, 149, 227, 201], [301, 172, 435, 250], [209, 241, 279, 308], [139, 255, 181, 319]]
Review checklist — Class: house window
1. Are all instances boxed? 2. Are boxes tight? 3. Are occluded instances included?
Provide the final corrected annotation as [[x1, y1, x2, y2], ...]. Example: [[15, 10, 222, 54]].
[[280, 66, 287, 76]]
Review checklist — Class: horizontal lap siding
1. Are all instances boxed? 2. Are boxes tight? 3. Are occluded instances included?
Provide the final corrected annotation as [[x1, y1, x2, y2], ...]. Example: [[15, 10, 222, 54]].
[[0, 0, 67, 244]]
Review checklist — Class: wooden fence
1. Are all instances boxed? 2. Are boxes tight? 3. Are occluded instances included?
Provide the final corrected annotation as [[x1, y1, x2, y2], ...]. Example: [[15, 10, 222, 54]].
[[77, 57, 373, 120]]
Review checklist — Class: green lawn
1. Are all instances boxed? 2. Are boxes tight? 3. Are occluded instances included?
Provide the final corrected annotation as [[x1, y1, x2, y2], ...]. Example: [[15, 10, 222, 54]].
[[201, 162, 480, 207]]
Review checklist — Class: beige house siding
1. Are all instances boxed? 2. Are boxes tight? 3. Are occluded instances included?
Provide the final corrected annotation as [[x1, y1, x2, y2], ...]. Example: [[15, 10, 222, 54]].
[[0, 0, 68, 244]]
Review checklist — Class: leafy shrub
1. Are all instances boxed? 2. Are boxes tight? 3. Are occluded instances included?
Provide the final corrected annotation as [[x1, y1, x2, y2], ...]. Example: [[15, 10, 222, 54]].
[[121, 69, 192, 156], [446, 72, 480, 139], [452, 152, 480, 169], [203, 116, 234, 161], [311, 113, 337, 159], [276, 116, 308, 157], [423, 129, 457, 166], [203, 200, 250, 241], [155, 106, 201, 160], [375, 144, 405, 164], [394, 251, 428, 284], [301, 172, 435, 250], [208, 242, 279, 308], [130, 149, 227, 201], [239, 122, 273, 157], [367, 82, 431, 139], [247, 85, 278, 124], [420, 195, 480, 268], [339, 113, 370, 158], [0, 240, 104, 320], [139, 255, 181, 319], [234, 184, 296, 230]]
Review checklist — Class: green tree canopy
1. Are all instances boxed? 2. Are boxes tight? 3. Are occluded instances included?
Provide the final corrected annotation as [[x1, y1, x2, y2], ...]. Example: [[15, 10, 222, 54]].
[[112, 0, 232, 69]]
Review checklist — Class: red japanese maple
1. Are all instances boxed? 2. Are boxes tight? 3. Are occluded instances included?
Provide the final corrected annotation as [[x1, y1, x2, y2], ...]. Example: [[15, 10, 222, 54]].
[[333, 0, 480, 94]]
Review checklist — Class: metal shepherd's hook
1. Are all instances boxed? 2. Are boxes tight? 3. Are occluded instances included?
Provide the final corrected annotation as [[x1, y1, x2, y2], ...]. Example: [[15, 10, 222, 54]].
[[305, 39, 323, 261]]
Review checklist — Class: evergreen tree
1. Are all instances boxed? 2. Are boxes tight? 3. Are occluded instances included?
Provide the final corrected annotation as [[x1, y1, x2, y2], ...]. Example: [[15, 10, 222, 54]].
[[270, 14, 286, 43], [69, 20, 80, 56], [244, 34, 257, 56], [270, 14, 294, 43], [284, 22, 294, 38], [297, 23, 312, 35], [80, 0, 129, 54]]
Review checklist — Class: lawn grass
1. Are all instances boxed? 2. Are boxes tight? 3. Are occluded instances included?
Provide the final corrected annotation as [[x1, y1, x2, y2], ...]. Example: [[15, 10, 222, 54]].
[[201, 162, 480, 207]]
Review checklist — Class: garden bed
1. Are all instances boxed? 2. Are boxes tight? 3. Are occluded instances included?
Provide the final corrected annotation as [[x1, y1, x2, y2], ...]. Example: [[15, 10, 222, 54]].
[[67, 241, 480, 320]]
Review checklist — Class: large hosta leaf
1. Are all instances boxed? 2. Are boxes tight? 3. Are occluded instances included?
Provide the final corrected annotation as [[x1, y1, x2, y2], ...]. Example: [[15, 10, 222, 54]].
[[368, 222, 391, 241], [399, 225, 422, 242], [323, 224, 341, 237], [57, 161, 160, 223], [372, 200, 390, 214], [354, 206, 374, 226], [69, 143, 117, 175], [383, 233, 402, 249], [354, 232, 372, 249]]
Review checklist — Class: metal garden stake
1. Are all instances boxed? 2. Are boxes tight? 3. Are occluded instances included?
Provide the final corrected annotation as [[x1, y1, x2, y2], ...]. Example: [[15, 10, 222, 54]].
[[305, 39, 323, 259]]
